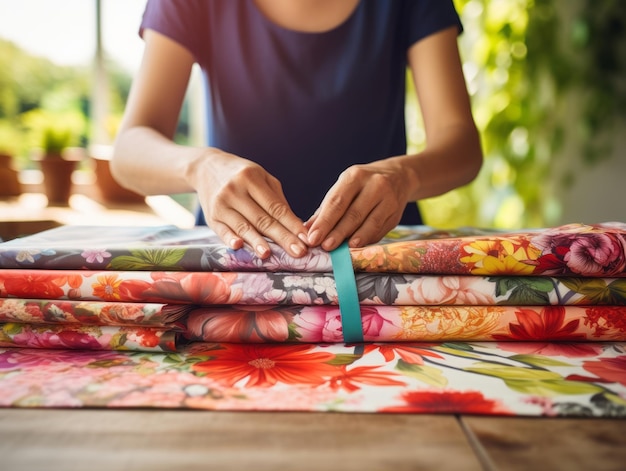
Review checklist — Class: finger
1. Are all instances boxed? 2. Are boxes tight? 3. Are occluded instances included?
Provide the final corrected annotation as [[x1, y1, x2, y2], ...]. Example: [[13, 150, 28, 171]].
[[347, 203, 399, 248], [320, 182, 404, 251], [201, 183, 272, 257], [307, 173, 361, 247], [249, 176, 309, 238], [212, 206, 274, 259], [210, 220, 244, 250], [318, 190, 376, 251], [303, 211, 318, 229], [246, 178, 309, 255], [235, 200, 308, 259], [207, 173, 308, 258]]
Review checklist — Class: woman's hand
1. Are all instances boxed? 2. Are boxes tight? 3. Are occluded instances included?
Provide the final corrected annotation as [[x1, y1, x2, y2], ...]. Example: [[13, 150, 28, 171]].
[[305, 157, 414, 251], [192, 149, 309, 259]]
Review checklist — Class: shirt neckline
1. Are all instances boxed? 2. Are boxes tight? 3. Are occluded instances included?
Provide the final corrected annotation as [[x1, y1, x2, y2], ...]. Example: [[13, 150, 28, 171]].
[[248, 0, 362, 36]]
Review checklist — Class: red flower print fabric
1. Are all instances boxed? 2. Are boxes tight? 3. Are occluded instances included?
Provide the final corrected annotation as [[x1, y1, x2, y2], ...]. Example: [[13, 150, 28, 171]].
[[0, 341, 623, 417]]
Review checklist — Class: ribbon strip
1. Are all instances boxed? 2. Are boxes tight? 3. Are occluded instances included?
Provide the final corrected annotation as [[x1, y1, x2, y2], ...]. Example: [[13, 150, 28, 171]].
[[329, 241, 364, 343]]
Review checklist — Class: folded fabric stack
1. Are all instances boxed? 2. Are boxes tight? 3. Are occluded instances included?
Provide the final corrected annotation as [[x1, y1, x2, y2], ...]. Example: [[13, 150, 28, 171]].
[[1, 222, 625, 348], [0, 222, 625, 415]]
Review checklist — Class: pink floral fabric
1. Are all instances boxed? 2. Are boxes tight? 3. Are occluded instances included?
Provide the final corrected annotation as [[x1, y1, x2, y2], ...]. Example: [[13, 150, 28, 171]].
[[0, 341, 624, 417], [183, 304, 626, 343], [0, 323, 177, 352], [0, 302, 624, 347]]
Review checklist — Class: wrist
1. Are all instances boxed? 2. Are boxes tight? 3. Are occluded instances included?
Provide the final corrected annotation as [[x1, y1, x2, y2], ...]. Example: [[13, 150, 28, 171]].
[[388, 154, 421, 203], [183, 147, 230, 191]]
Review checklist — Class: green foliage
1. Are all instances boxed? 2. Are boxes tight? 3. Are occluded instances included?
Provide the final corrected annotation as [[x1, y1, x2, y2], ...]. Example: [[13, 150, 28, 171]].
[[0, 121, 22, 155], [0, 35, 190, 168], [566, 0, 626, 164], [20, 108, 85, 158], [0, 38, 135, 166], [416, 0, 626, 229], [41, 128, 72, 156]]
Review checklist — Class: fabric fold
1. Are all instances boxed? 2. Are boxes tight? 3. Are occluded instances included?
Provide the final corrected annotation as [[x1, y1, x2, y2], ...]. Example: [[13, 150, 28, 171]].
[[0, 298, 190, 326], [2, 270, 624, 306], [2, 302, 624, 346], [1, 222, 625, 277], [182, 304, 626, 343], [0, 322, 180, 352]]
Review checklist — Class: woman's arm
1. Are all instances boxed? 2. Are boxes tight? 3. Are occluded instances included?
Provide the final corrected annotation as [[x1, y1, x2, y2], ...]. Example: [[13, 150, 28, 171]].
[[112, 29, 198, 195], [112, 30, 308, 259], [404, 25, 483, 200], [305, 26, 483, 251]]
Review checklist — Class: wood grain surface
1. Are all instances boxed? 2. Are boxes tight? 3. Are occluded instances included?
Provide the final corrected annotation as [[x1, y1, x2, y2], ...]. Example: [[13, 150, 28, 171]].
[[463, 416, 626, 471], [0, 410, 482, 471]]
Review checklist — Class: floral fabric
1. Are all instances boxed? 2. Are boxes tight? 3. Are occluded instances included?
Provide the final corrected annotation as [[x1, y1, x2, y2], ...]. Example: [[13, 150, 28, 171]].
[[0, 222, 625, 416], [1, 222, 625, 277], [1, 300, 624, 345], [0, 323, 178, 352], [0, 298, 189, 326], [183, 304, 626, 343], [1, 270, 625, 306], [1, 341, 625, 417]]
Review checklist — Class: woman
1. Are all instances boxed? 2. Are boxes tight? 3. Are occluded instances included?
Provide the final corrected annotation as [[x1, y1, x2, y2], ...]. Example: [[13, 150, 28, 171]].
[[112, 0, 482, 258]]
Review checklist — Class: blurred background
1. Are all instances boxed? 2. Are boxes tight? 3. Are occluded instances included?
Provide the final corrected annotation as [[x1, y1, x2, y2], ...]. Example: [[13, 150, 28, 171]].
[[0, 0, 624, 230]]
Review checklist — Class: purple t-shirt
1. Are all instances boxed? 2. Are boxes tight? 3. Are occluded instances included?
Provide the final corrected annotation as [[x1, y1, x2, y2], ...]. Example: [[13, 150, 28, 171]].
[[140, 0, 462, 224]]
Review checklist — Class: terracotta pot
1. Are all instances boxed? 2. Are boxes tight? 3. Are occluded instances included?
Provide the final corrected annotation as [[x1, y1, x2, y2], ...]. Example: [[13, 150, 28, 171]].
[[93, 157, 144, 203], [0, 153, 22, 197], [40, 157, 77, 205]]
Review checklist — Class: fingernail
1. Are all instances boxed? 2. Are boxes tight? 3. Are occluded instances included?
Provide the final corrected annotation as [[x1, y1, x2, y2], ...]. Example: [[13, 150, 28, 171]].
[[256, 245, 269, 258], [298, 232, 308, 244], [308, 230, 320, 246], [349, 238, 361, 248], [290, 243, 304, 257], [322, 237, 335, 251]]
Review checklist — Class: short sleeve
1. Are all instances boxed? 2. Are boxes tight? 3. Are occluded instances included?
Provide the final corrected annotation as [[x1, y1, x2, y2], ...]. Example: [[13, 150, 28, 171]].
[[139, 0, 206, 61], [402, 0, 463, 49]]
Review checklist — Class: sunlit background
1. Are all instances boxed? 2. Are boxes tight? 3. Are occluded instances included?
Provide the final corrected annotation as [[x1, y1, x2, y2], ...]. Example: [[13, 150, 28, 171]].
[[0, 0, 624, 229], [0, 0, 145, 71]]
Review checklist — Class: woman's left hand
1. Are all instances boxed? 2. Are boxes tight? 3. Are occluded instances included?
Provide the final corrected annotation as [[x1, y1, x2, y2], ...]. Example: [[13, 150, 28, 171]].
[[305, 157, 414, 251]]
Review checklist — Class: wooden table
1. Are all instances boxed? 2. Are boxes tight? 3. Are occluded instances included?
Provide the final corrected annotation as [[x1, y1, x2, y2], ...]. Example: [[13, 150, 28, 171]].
[[0, 410, 624, 471], [0, 189, 195, 242]]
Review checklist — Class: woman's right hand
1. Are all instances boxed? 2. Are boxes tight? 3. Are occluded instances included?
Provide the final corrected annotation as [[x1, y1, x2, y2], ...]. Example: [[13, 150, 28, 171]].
[[190, 149, 309, 259]]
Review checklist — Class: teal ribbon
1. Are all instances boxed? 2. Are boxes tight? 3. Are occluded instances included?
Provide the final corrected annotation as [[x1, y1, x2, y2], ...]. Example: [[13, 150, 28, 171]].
[[329, 241, 364, 343]]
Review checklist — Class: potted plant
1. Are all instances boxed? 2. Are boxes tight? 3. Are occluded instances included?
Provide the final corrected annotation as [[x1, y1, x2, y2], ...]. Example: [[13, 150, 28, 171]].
[[0, 152, 21, 198], [38, 127, 79, 205], [0, 125, 23, 198]]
